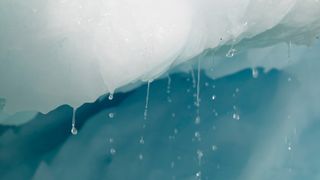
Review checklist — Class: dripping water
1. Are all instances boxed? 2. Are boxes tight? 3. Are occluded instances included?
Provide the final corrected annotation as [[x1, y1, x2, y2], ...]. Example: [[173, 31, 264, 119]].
[[108, 93, 114, 100], [287, 40, 292, 59], [167, 75, 172, 103], [71, 108, 78, 135], [195, 59, 201, 124], [190, 68, 196, 89], [144, 81, 151, 120], [138, 81, 151, 160], [226, 45, 237, 58]]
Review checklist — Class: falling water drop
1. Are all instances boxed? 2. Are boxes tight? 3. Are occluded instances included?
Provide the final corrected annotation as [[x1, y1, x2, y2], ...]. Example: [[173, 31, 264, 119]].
[[211, 95, 216, 100], [139, 154, 144, 160], [171, 161, 175, 168], [70, 108, 78, 135], [287, 40, 292, 58], [196, 59, 201, 108], [108, 112, 114, 118], [144, 81, 151, 120], [196, 171, 202, 179], [196, 149, 204, 165], [212, 145, 218, 151], [194, 131, 201, 141], [232, 113, 240, 120], [110, 148, 116, 155], [252, 68, 259, 78], [194, 59, 201, 126], [108, 93, 114, 100], [108, 138, 114, 143], [139, 136, 145, 144], [226, 48, 236, 58], [195, 116, 201, 124], [167, 76, 172, 103], [167, 75, 171, 94], [190, 68, 196, 89]]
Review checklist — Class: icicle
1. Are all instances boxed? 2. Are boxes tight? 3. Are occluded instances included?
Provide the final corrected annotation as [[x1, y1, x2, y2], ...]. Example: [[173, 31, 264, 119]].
[[252, 67, 259, 78], [144, 81, 151, 120], [70, 108, 78, 135]]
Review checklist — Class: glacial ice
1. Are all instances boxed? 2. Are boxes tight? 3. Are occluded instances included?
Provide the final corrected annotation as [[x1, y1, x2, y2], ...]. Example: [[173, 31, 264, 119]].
[[0, 0, 320, 119]]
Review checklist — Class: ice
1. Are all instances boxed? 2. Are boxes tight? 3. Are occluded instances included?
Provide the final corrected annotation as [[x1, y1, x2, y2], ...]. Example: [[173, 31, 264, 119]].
[[0, 0, 320, 118], [2, 43, 320, 179]]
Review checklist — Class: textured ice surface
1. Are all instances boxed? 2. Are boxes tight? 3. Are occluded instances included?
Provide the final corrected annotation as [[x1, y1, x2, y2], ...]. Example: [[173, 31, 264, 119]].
[[1, 2, 320, 178], [0, 0, 320, 116], [1, 43, 320, 179]]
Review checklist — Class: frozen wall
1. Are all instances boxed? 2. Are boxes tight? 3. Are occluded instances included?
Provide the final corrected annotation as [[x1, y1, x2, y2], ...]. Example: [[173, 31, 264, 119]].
[[0, 0, 320, 116]]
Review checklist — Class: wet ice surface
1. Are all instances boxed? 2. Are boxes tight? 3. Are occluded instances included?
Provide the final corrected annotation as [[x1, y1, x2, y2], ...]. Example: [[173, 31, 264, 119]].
[[2, 54, 320, 180]]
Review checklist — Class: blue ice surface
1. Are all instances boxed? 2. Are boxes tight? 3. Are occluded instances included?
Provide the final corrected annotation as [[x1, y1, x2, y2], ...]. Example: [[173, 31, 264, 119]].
[[1, 58, 320, 180]]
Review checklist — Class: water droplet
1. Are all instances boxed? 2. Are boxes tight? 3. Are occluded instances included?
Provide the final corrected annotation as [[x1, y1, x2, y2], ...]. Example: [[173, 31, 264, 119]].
[[196, 171, 201, 177], [194, 132, 201, 141], [205, 82, 209, 87], [212, 145, 218, 151], [139, 154, 144, 160], [71, 126, 78, 135], [232, 113, 240, 120], [110, 148, 116, 155], [190, 68, 196, 89], [288, 146, 292, 151], [108, 112, 114, 118], [108, 138, 114, 143], [287, 41, 292, 58], [171, 161, 175, 168], [252, 68, 259, 78], [226, 48, 236, 58], [212, 95, 216, 100], [71, 108, 77, 135], [196, 59, 201, 108], [108, 93, 113, 100], [195, 116, 201, 124], [139, 136, 145, 144], [197, 149, 203, 159], [167, 76, 171, 94]]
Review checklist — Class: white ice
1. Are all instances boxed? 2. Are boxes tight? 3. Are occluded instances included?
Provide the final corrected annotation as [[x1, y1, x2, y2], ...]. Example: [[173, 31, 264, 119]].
[[0, 0, 320, 116]]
